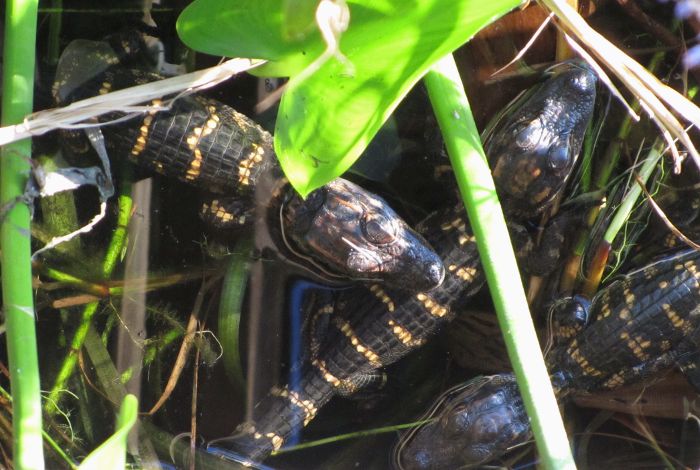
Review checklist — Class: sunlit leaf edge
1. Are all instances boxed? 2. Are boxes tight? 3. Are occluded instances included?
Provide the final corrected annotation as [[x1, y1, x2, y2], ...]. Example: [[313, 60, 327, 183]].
[[276, 0, 523, 196], [77, 395, 138, 470]]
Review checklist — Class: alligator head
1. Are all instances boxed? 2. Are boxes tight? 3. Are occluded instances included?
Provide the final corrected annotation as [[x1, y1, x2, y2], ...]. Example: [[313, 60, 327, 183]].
[[394, 374, 531, 469], [282, 178, 445, 291], [486, 60, 597, 218]]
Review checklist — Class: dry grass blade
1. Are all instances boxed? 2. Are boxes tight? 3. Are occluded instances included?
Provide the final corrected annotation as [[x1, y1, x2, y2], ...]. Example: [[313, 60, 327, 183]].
[[538, 0, 700, 170], [0, 58, 265, 147], [635, 174, 700, 251]]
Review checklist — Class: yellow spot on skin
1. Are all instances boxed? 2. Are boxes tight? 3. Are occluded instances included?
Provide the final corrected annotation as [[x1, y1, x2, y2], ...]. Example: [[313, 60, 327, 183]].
[[658, 280, 669, 289], [270, 386, 287, 397], [369, 284, 395, 312], [202, 199, 239, 224], [618, 308, 631, 321], [184, 109, 220, 180], [185, 148, 203, 181], [454, 266, 477, 282], [287, 390, 318, 425], [317, 305, 334, 315], [336, 380, 356, 395], [312, 359, 341, 387], [388, 319, 425, 347], [620, 331, 650, 361], [265, 433, 284, 451], [238, 143, 266, 185], [458, 233, 475, 245], [98, 81, 112, 95], [568, 340, 603, 377], [602, 373, 625, 389], [336, 318, 381, 366], [623, 289, 635, 305], [130, 112, 155, 156], [662, 303, 686, 330], [440, 217, 466, 232], [415, 292, 448, 317], [598, 304, 612, 319]]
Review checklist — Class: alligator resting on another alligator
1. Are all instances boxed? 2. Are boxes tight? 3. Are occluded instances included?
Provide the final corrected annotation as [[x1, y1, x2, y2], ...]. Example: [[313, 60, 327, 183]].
[[206, 60, 597, 464], [50, 33, 445, 292], [394, 248, 700, 469]]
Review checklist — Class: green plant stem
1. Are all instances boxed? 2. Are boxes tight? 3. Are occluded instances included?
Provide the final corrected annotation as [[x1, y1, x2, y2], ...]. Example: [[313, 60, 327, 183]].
[[218, 236, 253, 391], [424, 54, 575, 470], [603, 143, 663, 244], [0, 386, 76, 468], [274, 420, 429, 454], [1, 1, 44, 468], [46, 189, 133, 413]]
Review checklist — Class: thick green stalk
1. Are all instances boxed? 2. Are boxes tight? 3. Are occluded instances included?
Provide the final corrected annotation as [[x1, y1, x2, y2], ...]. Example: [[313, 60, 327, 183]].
[[424, 54, 575, 470], [1, 1, 44, 468], [218, 236, 253, 391]]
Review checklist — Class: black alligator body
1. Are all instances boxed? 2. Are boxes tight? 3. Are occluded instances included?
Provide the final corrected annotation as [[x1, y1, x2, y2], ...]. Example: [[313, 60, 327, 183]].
[[207, 61, 598, 463], [208, 205, 484, 462], [395, 249, 700, 469], [51, 36, 444, 291], [552, 249, 700, 393]]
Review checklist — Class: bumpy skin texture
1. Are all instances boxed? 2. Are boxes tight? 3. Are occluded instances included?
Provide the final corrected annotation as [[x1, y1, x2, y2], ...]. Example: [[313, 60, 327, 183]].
[[208, 205, 484, 462], [553, 249, 700, 393], [393, 375, 530, 469], [52, 38, 444, 291], [396, 249, 700, 468], [485, 60, 597, 218], [209, 62, 598, 463]]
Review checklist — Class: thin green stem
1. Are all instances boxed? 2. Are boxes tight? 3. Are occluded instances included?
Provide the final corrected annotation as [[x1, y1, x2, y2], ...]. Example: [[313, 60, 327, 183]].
[[274, 420, 429, 454], [1, 0, 44, 468], [424, 54, 575, 470], [46, 189, 133, 413], [603, 143, 663, 245]]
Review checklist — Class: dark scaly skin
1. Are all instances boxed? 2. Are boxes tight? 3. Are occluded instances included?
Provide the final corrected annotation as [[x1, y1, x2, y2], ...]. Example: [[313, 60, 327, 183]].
[[207, 61, 598, 463], [52, 38, 444, 291], [485, 60, 597, 218], [395, 249, 700, 468], [208, 205, 484, 462], [393, 375, 530, 470]]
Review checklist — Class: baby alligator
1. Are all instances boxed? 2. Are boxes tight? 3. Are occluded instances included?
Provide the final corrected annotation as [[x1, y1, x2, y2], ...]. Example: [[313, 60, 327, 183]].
[[395, 249, 700, 469], [206, 60, 597, 463], [50, 35, 444, 291]]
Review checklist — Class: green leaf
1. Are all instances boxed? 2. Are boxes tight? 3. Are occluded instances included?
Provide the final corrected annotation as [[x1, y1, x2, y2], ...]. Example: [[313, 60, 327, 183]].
[[78, 394, 138, 470], [177, 0, 322, 76], [178, 0, 522, 196]]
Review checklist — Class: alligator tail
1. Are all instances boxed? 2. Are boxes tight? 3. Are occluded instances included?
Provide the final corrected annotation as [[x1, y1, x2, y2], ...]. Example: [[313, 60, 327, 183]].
[[207, 364, 337, 463]]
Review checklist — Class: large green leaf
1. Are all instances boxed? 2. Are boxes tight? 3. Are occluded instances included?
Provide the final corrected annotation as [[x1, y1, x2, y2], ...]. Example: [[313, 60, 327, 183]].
[[178, 0, 323, 77], [178, 0, 522, 196], [78, 395, 138, 470]]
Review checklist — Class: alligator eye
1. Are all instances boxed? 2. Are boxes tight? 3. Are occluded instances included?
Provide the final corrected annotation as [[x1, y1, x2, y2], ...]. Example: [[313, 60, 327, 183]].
[[442, 406, 470, 436], [547, 143, 570, 170], [362, 215, 397, 245], [514, 122, 543, 150]]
